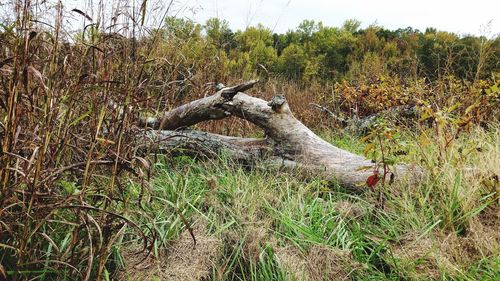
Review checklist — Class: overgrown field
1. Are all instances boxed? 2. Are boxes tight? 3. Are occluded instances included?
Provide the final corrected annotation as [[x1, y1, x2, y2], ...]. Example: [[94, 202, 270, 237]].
[[0, 1, 499, 280], [116, 127, 500, 280]]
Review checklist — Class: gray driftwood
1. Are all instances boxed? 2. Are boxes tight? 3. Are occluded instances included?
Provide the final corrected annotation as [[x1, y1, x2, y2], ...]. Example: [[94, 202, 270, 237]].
[[139, 80, 418, 190]]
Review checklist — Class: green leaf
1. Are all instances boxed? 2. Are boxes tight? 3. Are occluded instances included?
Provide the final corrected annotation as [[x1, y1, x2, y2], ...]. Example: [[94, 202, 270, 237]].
[[446, 102, 461, 113], [383, 157, 396, 166], [69, 107, 91, 127], [58, 180, 79, 195], [103, 268, 110, 281]]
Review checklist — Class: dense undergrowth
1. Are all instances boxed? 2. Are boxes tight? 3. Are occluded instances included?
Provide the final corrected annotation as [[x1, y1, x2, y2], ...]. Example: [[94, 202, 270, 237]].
[[0, 1, 499, 280]]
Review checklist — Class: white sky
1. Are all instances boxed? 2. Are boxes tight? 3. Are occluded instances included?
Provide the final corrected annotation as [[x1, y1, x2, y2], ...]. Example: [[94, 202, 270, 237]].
[[176, 0, 499, 36], [1, 0, 497, 37]]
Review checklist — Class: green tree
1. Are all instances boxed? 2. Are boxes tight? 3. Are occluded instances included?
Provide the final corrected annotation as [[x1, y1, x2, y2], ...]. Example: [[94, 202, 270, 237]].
[[278, 43, 307, 79], [233, 24, 278, 74], [342, 19, 361, 34], [205, 18, 235, 52]]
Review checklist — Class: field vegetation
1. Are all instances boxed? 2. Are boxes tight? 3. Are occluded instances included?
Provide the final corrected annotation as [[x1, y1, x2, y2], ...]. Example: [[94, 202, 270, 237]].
[[0, 1, 499, 280]]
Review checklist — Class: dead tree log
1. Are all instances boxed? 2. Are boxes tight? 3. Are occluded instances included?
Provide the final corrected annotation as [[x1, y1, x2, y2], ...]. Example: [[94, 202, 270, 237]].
[[137, 130, 271, 163], [139, 80, 418, 190]]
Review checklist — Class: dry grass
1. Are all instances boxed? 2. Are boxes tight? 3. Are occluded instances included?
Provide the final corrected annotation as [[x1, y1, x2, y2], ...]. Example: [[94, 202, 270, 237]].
[[117, 220, 222, 281], [390, 220, 500, 280], [276, 244, 362, 281], [333, 200, 367, 220]]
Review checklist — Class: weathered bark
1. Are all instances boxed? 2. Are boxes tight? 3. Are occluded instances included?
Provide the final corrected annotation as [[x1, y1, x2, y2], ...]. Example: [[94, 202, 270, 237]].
[[139, 80, 418, 189], [137, 129, 272, 163]]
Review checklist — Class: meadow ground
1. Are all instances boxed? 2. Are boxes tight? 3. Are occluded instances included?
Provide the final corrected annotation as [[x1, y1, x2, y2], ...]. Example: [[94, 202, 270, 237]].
[[116, 126, 499, 281]]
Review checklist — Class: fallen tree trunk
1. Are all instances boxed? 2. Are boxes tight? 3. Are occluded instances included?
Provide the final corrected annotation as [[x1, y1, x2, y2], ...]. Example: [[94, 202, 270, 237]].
[[137, 129, 272, 163], [139, 80, 418, 190]]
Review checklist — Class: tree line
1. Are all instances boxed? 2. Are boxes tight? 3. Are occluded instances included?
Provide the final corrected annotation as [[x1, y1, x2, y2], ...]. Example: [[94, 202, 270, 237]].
[[156, 17, 499, 84]]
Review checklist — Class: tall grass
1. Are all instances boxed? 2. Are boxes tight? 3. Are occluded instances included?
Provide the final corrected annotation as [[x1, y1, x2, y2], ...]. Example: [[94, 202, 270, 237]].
[[119, 127, 498, 280], [0, 1, 184, 279]]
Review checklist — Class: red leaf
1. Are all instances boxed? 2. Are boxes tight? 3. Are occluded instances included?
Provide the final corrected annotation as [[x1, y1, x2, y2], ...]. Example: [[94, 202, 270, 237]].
[[366, 173, 380, 191]]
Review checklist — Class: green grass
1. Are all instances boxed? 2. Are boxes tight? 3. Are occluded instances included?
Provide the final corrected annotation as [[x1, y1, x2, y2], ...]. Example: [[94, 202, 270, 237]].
[[6, 126, 495, 280], [8, 126, 495, 280], [112, 126, 499, 280]]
